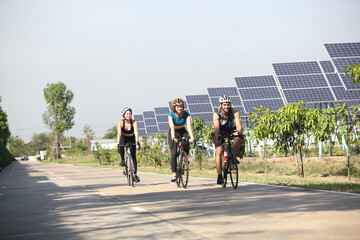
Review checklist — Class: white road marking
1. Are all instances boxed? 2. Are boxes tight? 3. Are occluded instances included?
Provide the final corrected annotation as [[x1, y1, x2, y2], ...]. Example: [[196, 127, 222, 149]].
[[131, 207, 148, 212]]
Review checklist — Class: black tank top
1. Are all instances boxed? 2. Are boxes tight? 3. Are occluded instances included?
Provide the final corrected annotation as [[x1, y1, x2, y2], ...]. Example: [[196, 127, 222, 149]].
[[215, 107, 235, 133], [122, 120, 134, 134]]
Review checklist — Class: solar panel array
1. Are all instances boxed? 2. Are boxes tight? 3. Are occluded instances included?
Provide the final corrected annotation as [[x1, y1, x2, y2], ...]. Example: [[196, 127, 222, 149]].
[[235, 75, 285, 113], [133, 114, 146, 137], [143, 111, 159, 135], [132, 42, 360, 136], [186, 95, 213, 124], [154, 107, 170, 133], [324, 42, 360, 91]]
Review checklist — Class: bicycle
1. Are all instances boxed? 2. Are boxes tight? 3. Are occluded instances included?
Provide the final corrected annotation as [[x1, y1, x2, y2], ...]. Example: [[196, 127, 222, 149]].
[[119, 142, 137, 187], [219, 131, 243, 189], [175, 137, 190, 188]]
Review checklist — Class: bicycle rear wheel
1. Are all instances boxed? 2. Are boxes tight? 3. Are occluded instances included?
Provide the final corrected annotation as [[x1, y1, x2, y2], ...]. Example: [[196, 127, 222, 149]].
[[229, 153, 238, 189], [176, 154, 181, 187], [180, 152, 189, 188]]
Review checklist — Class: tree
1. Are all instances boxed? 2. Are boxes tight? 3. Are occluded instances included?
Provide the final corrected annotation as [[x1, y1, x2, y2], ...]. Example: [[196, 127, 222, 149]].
[[83, 124, 95, 149], [330, 103, 360, 181], [43, 82, 75, 159], [191, 117, 205, 169], [343, 64, 360, 85], [0, 103, 11, 145], [28, 133, 51, 155], [8, 136, 27, 157], [248, 106, 277, 174], [103, 125, 117, 139]]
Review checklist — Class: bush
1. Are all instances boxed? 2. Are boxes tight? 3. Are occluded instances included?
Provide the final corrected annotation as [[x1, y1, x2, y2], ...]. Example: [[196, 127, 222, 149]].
[[0, 142, 12, 169]]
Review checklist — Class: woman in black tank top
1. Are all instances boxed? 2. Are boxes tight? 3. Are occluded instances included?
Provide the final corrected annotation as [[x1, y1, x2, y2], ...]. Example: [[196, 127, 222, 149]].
[[117, 107, 141, 182]]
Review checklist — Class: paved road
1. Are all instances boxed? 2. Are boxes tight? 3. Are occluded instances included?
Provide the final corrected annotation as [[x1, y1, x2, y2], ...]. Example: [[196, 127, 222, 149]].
[[1, 160, 360, 240]]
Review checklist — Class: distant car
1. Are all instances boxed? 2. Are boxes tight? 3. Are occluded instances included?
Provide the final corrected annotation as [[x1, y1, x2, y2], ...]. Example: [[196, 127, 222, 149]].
[[19, 155, 29, 161]]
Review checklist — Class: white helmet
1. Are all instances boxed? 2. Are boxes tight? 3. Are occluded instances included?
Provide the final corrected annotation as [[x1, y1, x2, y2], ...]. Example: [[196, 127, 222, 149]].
[[121, 107, 132, 117], [219, 95, 231, 104]]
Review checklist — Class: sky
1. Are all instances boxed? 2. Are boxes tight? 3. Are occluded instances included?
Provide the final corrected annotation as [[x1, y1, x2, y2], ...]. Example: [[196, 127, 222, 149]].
[[1, 0, 360, 143]]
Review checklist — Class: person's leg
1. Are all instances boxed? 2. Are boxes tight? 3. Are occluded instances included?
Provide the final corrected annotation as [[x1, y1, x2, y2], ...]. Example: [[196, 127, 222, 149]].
[[119, 135, 126, 166]]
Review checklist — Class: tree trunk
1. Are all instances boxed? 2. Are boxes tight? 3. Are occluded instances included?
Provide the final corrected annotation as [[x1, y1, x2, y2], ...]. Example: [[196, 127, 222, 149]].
[[263, 150, 268, 174], [294, 149, 300, 176], [299, 147, 304, 178], [55, 134, 61, 159]]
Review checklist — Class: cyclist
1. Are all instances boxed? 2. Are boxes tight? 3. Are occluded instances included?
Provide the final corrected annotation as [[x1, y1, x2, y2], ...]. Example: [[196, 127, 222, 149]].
[[117, 107, 141, 183], [168, 98, 195, 184], [213, 95, 244, 185]]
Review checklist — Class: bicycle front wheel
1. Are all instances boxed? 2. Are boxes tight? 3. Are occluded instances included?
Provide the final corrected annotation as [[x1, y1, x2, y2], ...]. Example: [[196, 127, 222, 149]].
[[180, 152, 189, 188], [229, 153, 238, 189], [222, 160, 228, 188]]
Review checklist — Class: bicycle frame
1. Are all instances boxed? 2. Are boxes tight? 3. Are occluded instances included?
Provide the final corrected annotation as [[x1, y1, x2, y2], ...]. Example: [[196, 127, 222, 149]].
[[120, 142, 137, 187]]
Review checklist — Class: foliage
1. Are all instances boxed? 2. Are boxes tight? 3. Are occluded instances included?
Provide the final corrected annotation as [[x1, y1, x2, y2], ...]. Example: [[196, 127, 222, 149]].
[[191, 117, 205, 169], [330, 103, 360, 181], [0, 104, 11, 145], [28, 132, 51, 155], [8, 136, 27, 157], [92, 143, 115, 165], [0, 141, 13, 169], [137, 133, 170, 167], [83, 124, 95, 149], [343, 64, 360, 85], [103, 125, 117, 139], [43, 82, 75, 158]]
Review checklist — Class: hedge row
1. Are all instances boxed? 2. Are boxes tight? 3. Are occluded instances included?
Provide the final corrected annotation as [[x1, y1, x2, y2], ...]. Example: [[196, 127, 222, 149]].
[[0, 142, 12, 169]]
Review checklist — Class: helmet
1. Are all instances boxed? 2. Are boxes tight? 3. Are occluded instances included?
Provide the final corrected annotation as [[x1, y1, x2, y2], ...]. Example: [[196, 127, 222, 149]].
[[121, 107, 132, 117], [172, 98, 184, 106], [219, 95, 231, 104]]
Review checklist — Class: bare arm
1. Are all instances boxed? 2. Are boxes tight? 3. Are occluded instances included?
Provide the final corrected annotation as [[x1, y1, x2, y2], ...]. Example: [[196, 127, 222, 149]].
[[117, 121, 122, 146], [168, 116, 177, 142], [213, 112, 220, 145], [186, 116, 195, 142], [133, 121, 140, 148], [233, 109, 242, 134]]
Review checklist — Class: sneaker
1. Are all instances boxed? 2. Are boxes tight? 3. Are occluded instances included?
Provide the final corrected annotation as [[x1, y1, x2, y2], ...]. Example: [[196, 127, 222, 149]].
[[217, 174, 223, 185], [170, 176, 177, 184], [120, 160, 125, 167], [134, 175, 140, 183]]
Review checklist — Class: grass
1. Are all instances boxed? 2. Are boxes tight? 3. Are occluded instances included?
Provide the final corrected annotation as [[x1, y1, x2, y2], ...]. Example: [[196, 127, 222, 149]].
[[42, 153, 360, 194]]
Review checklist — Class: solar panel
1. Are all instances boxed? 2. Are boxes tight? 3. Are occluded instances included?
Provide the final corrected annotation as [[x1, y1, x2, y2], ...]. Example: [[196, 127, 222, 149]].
[[283, 88, 335, 103], [143, 111, 155, 118], [191, 113, 213, 122], [154, 107, 170, 115], [331, 57, 360, 90], [208, 87, 239, 97], [133, 114, 143, 122], [186, 95, 211, 104], [145, 118, 157, 126], [156, 115, 168, 123], [137, 122, 145, 129], [138, 129, 147, 136], [324, 42, 360, 58], [235, 75, 277, 88], [158, 123, 169, 132], [273, 61, 322, 76], [146, 126, 159, 134], [332, 87, 360, 101], [242, 99, 285, 113], [277, 74, 328, 89], [188, 104, 213, 113], [325, 73, 343, 87], [239, 87, 282, 100], [319, 61, 335, 73]]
